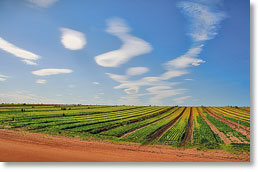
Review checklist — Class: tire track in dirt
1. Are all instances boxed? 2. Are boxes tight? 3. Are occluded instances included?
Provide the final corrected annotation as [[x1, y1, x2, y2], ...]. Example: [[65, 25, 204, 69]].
[[197, 108, 231, 144], [146, 107, 187, 142], [203, 107, 250, 139], [181, 107, 194, 146]]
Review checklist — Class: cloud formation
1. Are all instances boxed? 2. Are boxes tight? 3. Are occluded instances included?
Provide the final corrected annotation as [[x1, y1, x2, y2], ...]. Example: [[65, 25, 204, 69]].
[[0, 92, 61, 104], [60, 28, 86, 50], [27, 0, 59, 8], [105, 1, 226, 105], [92, 82, 100, 85], [126, 67, 149, 76], [178, 1, 226, 42], [95, 18, 152, 67], [32, 68, 73, 76], [0, 37, 40, 65], [147, 86, 186, 105], [173, 96, 192, 104], [0, 74, 8, 82], [165, 45, 205, 69], [36, 79, 47, 84]]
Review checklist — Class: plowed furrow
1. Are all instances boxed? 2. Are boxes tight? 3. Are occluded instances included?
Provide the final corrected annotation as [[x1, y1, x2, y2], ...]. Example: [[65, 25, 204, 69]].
[[146, 107, 186, 142], [181, 107, 194, 146], [197, 108, 231, 144], [203, 107, 250, 139]]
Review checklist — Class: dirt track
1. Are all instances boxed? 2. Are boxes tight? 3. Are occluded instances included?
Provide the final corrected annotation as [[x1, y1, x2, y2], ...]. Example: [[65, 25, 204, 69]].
[[0, 129, 249, 162]]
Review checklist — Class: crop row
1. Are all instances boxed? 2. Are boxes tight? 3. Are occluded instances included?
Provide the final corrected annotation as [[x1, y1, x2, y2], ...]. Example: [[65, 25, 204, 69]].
[[158, 107, 190, 146], [122, 107, 186, 143], [202, 108, 249, 143]]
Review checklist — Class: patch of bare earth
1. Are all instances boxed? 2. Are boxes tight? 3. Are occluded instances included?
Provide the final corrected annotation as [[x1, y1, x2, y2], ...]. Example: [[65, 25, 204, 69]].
[[203, 107, 250, 139], [226, 133, 242, 143], [181, 107, 194, 146], [0, 129, 249, 162], [197, 108, 231, 144]]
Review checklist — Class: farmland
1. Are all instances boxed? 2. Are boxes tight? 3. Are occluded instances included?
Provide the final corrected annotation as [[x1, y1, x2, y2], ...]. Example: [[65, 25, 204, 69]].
[[0, 104, 250, 153]]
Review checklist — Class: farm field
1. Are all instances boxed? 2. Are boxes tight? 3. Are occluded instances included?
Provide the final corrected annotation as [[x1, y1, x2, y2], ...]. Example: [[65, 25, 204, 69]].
[[0, 104, 250, 155]]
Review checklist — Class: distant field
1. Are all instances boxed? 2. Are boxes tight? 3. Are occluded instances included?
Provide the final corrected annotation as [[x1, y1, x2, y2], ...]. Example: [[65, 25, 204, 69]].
[[0, 104, 250, 152]]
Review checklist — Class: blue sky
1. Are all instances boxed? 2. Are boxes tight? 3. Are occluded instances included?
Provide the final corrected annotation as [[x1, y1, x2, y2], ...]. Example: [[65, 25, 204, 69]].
[[0, 0, 250, 106]]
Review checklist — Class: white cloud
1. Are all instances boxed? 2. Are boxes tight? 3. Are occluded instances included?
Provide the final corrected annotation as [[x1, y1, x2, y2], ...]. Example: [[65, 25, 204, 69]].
[[178, 1, 226, 42], [165, 45, 205, 69], [0, 74, 8, 82], [60, 28, 86, 50], [68, 84, 75, 88], [106, 73, 128, 83], [94, 18, 152, 67], [0, 92, 61, 104], [32, 68, 73, 76], [0, 37, 40, 65], [173, 96, 192, 104], [160, 70, 188, 80], [36, 79, 47, 84], [126, 67, 149, 76], [22, 59, 38, 66], [184, 78, 193, 81], [146, 86, 186, 105], [27, 0, 59, 8], [92, 82, 100, 85]]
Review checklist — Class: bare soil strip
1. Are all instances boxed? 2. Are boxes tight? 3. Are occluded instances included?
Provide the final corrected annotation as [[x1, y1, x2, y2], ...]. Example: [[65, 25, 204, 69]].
[[147, 107, 187, 142], [120, 107, 180, 138], [226, 133, 242, 143], [203, 107, 250, 139], [0, 129, 249, 162], [181, 107, 194, 146], [197, 108, 231, 144]]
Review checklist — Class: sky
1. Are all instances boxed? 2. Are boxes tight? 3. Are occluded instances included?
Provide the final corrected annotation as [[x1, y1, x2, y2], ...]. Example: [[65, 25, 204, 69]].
[[0, 0, 250, 106]]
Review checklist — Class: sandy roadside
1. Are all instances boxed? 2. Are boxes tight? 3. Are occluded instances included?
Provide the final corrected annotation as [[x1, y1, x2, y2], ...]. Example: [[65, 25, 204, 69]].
[[0, 129, 249, 162]]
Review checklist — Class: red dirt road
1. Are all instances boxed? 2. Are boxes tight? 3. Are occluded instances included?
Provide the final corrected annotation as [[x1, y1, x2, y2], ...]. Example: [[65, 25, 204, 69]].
[[0, 129, 249, 162]]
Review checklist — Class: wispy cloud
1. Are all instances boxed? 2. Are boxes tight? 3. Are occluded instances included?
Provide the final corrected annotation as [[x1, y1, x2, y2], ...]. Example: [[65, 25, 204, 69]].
[[95, 18, 152, 67], [32, 68, 73, 76], [0, 37, 40, 65], [68, 84, 76, 88], [60, 28, 86, 50], [126, 67, 149, 76], [173, 96, 192, 104], [22, 59, 38, 66], [0, 74, 8, 81], [36, 79, 47, 84], [165, 45, 205, 69], [0, 92, 61, 104], [27, 0, 59, 8], [160, 70, 189, 80], [164, 1, 226, 71], [106, 73, 128, 83], [178, 1, 226, 42], [184, 78, 193, 81], [92, 82, 100, 85], [147, 86, 186, 105]]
